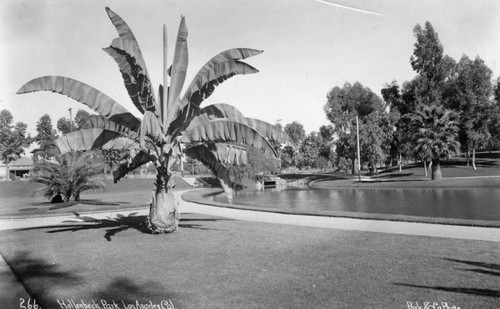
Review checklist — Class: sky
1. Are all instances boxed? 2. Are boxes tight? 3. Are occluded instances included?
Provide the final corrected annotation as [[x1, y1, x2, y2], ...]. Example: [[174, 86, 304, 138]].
[[1, 0, 499, 141]]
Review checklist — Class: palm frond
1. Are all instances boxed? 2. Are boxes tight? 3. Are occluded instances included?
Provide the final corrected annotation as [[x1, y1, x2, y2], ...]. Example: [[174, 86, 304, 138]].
[[31, 151, 106, 201]]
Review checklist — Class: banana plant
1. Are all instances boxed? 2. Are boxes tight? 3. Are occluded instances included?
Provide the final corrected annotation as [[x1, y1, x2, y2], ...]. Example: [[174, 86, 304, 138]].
[[181, 102, 293, 197], [17, 7, 291, 233], [185, 142, 246, 200]]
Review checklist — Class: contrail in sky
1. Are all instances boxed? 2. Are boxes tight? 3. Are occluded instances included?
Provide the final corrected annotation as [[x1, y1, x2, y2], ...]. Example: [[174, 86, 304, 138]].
[[315, 0, 385, 16]]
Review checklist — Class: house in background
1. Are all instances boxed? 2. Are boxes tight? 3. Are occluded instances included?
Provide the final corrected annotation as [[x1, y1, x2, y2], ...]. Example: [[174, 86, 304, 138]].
[[0, 156, 34, 180]]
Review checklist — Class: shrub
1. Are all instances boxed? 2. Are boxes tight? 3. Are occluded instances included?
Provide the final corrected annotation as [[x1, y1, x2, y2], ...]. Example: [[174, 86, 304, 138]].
[[32, 151, 105, 201]]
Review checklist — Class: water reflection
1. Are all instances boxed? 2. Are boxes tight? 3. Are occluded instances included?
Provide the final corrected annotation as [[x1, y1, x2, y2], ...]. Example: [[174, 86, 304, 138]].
[[214, 187, 500, 221]]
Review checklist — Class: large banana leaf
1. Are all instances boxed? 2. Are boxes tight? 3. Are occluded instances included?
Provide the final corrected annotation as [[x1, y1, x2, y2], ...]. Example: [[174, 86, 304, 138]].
[[176, 103, 247, 136], [140, 111, 163, 147], [180, 120, 277, 157], [104, 7, 157, 115], [167, 61, 259, 138], [167, 49, 262, 135], [113, 151, 151, 183], [189, 48, 262, 85], [113, 150, 152, 183], [245, 118, 295, 146], [184, 144, 233, 185], [186, 143, 248, 166], [105, 7, 136, 41], [104, 40, 156, 114], [184, 60, 259, 108], [16, 76, 140, 131], [107, 38, 150, 75], [179, 104, 294, 147], [167, 17, 188, 123], [161, 25, 169, 127], [56, 128, 139, 154], [82, 115, 139, 139], [197, 103, 246, 121]]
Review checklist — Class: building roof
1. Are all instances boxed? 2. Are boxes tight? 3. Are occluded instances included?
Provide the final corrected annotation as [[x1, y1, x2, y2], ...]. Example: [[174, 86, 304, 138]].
[[0, 156, 33, 166]]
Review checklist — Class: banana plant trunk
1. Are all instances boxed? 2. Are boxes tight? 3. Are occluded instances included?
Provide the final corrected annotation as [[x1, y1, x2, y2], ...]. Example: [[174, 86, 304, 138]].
[[431, 158, 442, 180], [218, 169, 235, 204], [399, 152, 402, 172], [147, 171, 180, 233], [472, 141, 477, 170], [5, 163, 10, 181]]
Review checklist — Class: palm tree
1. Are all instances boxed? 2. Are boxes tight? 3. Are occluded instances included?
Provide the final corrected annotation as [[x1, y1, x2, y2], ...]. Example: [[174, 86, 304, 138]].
[[410, 104, 460, 180], [17, 7, 289, 233], [32, 151, 105, 202]]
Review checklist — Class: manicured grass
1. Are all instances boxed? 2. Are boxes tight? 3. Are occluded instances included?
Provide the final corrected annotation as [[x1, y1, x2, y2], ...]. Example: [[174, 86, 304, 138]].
[[1, 154, 498, 308], [372, 152, 500, 178], [0, 177, 192, 218], [312, 175, 500, 189], [0, 176, 192, 199], [298, 153, 500, 189], [0, 213, 498, 308]]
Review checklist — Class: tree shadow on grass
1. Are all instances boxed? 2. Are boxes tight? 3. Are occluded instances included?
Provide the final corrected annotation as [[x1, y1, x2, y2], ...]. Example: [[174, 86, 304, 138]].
[[26, 199, 126, 208], [361, 178, 429, 183], [443, 258, 500, 277], [17, 213, 229, 241], [441, 158, 499, 168], [1, 250, 83, 304], [372, 173, 415, 179], [394, 283, 500, 298], [393, 258, 500, 298], [93, 277, 186, 308]]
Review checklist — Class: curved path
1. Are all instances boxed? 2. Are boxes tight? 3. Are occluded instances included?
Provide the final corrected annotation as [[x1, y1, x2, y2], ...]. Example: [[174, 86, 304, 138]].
[[0, 190, 499, 242]]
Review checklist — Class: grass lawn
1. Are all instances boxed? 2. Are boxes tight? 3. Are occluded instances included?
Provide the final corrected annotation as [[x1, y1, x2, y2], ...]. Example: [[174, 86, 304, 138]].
[[0, 212, 499, 309], [0, 153, 498, 308], [0, 177, 192, 218], [305, 153, 500, 189]]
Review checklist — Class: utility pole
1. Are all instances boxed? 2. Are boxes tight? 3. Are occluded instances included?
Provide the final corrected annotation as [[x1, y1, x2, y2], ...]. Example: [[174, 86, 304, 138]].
[[68, 108, 73, 129], [356, 115, 361, 182], [276, 119, 282, 173]]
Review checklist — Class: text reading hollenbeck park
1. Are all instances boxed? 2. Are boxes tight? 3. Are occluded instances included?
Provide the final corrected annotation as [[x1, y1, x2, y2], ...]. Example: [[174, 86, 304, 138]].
[[57, 299, 176, 309]]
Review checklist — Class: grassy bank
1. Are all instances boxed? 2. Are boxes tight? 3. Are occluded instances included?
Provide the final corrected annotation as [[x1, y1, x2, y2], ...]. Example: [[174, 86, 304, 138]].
[[0, 177, 192, 218], [0, 155, 498, 308], [1, 212, 499, 308]]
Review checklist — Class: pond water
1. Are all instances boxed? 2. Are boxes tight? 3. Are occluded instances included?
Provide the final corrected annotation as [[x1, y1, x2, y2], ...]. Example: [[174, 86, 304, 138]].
[[210, 187, 500, 221]]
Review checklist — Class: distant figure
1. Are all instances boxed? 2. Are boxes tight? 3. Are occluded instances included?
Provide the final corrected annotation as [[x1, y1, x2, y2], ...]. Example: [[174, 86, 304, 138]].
[[51, 193, 63, 203]]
